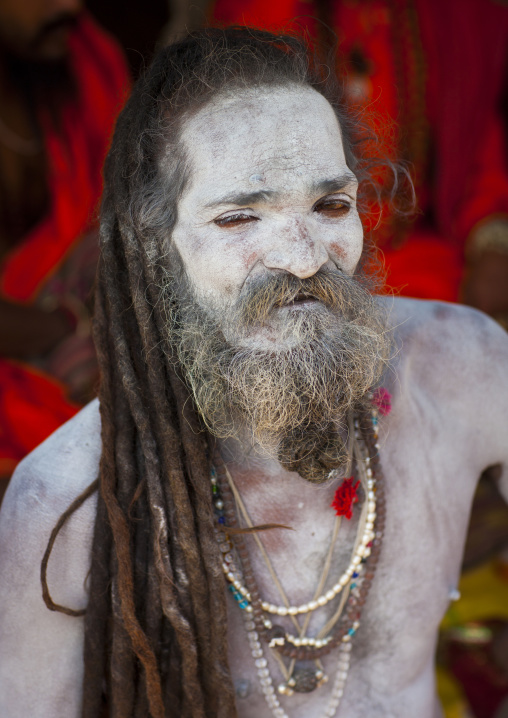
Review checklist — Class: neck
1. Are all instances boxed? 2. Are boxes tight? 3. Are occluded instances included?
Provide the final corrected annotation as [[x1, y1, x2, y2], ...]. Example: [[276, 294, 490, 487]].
[[214, 430, 346, 539], [217, 430, 285, 477], [214, 408, 352, 486]]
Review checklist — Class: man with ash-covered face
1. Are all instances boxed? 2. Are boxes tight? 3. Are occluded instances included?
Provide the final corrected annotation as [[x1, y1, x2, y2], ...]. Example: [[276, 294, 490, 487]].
[[0, 27, 507, 718]]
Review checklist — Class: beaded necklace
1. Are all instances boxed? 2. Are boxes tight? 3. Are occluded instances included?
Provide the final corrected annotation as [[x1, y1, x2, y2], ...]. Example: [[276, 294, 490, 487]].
[[211, 400, 386, 717]]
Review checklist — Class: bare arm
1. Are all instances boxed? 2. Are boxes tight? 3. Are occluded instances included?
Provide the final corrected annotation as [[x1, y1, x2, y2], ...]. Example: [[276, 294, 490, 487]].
[[496, 454, 508, 505], [477, 317, 508, 502], [0, 402, 100, 717], [392, 299, 508, 502], [448, 305, 508, 501]]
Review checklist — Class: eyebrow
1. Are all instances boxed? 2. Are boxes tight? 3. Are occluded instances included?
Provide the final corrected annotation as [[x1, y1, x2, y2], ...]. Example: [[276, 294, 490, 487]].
[[204, 189, 278, 208], [204, 172, 358, 209], [312, 173, 358, 195]]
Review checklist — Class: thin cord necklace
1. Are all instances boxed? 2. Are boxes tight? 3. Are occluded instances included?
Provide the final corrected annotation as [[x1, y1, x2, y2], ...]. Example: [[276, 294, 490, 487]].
[[210, 392, 388, 716]]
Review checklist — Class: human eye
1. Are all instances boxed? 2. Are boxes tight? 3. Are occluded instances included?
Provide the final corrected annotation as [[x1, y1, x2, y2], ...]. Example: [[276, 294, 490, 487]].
[[313, 196, 351, 217], [214, 212, 259, 228]]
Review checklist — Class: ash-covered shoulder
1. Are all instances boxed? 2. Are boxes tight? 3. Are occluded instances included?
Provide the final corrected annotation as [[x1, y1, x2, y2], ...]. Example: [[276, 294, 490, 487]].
[[0, 402, 101, 717], [382, 297, 508, 441], [383, 296, 508, 370], [0, 399, 101, 542], [382, 296, 508, 494]]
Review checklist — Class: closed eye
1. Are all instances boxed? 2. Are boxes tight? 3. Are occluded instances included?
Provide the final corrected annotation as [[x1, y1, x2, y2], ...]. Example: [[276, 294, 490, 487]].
[[314, 198, 350, 217], [214, 213, 259, 228]]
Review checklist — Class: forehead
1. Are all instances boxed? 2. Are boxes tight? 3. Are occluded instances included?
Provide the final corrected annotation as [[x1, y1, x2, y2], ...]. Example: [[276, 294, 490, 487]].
[[177, 85, 350, 204]]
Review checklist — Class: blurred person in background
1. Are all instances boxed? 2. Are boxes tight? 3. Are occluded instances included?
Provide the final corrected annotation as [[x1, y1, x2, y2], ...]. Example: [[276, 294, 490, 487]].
[[0, 0, 129, 497]]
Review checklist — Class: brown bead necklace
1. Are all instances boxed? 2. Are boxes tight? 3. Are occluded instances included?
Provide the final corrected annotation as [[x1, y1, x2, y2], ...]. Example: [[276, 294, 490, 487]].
[[210, 404, 386, 715]]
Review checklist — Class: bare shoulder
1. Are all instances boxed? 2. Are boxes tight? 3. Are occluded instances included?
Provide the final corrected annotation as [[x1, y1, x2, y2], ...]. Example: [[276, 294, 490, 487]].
[[387, 296, 508, 391], [0, 400, 101, 718], [385, 297, 508, 482], [0, 397, 101, 567]]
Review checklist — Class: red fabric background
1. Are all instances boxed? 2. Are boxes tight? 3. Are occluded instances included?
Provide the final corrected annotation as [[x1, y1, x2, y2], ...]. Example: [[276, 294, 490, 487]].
[[212, 0, 508, 301], [0, 14, 129, 474]]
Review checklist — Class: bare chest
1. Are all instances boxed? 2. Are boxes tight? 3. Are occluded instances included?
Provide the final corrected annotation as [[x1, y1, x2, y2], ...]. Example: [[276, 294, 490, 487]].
[[221, 406, 478, 718]]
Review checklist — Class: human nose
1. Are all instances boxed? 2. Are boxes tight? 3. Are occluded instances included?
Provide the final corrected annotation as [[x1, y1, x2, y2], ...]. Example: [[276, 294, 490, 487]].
[[262, 218, 329, 279]]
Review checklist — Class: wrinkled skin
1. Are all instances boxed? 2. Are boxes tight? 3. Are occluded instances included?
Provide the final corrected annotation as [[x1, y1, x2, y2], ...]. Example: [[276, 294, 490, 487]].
[[0, 86, 507, 717]]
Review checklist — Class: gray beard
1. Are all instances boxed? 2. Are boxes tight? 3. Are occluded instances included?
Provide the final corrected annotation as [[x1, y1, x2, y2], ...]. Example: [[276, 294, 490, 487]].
[[161, 269, 390, 483]]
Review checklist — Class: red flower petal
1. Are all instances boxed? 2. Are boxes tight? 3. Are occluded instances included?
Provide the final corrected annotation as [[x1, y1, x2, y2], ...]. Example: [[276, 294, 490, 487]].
[[331, 478, 360, 519], [372, 387, 392, 416]]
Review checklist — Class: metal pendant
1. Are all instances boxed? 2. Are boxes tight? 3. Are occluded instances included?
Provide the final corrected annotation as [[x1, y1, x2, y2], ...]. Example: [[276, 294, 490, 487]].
[[292, 665, 327, 693]]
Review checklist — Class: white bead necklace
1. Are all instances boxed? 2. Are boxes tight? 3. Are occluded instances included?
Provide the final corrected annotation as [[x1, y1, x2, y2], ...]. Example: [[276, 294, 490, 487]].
[[242, 605, 355, 718], [219, 463, 376, 617], [212, 406, 385, 717]]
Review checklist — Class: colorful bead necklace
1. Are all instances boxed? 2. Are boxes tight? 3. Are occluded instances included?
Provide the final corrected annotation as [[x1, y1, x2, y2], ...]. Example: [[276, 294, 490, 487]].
[[211, 395, 387, 716]]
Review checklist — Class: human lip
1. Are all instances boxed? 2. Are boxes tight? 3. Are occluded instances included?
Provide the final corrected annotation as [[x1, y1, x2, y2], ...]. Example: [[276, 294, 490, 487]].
[[282, 291, 320, 308]]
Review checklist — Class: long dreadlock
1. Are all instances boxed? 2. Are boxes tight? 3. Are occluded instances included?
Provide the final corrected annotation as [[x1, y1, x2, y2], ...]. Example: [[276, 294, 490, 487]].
[[42, 27, 390, 718]]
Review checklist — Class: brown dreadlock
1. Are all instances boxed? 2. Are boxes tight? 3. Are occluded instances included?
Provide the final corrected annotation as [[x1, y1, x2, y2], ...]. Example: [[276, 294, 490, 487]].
[[41, 27, 402, 718]]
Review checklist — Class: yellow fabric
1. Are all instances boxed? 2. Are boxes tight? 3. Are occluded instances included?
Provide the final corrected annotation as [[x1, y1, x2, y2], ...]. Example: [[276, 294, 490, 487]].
[[436, 667, 474, 718], [442, 560, 508, 630], [437, 559, 508, 718]]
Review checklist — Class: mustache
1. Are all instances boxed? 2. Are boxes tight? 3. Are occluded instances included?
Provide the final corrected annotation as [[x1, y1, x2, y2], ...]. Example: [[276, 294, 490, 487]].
[[30, 12, 79, 50], [234, 270, 360, 327]]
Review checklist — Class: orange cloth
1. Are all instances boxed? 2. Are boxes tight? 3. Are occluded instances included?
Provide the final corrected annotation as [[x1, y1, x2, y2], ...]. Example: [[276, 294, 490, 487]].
[[0, 13, 129, 474]]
